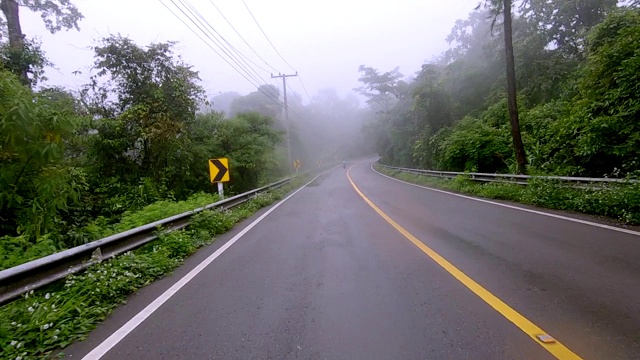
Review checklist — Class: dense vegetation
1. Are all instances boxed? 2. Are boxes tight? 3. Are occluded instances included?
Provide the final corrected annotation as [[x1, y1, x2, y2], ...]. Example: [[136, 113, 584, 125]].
[[0, 35, 283, 265], [376, 165, 640, 224], [0, 179, 305, 359], [0, 2, 371, 270], [361, 2, 640, 179]]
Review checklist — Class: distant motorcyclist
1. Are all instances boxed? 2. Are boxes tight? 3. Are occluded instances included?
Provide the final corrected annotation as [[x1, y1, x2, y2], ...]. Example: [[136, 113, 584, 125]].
[[342, 160, 347, 169]]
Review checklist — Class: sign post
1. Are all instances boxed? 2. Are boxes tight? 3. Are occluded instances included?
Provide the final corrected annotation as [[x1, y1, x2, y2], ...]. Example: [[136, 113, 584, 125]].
[[217, 182, 224, 199], [209, 158, 230, 199]]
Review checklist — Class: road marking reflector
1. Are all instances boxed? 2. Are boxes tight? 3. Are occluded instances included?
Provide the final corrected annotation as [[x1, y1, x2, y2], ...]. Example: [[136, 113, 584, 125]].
[[537, 334, 557, 344], [347, 165, 582, 360]]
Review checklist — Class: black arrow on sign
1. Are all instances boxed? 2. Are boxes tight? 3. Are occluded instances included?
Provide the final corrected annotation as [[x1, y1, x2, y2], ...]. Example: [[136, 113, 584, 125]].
[[211, 159, 228, 182]]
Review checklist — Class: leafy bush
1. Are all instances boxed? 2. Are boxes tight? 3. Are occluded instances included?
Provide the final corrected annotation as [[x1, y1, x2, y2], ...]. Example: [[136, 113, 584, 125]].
[[0, 70, 85, 239], [65, 192, 220, 246], [0, 183, 294, 359], [0, 235, 59, 271], [0, 192, 221, 271], [437, 116, 511, 173], [377, 165, 640, 225]]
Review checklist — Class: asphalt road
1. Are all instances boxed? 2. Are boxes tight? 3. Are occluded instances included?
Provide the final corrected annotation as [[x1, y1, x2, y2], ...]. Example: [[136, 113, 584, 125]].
[[66, 159, 640, 360]]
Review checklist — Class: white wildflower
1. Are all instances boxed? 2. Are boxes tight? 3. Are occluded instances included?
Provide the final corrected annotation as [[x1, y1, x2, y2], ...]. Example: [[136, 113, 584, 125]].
[[11, 321, 16, 326], [43, 324, 50, 330], [27, 307, 34, 313], [29, 290, 34, 295], [53, 335, 58, 341], [45, 293, 50, 300], [16, 357, 22, 360], [51, 304, 56, 309], [54, 329, 60, 334], [10, 340, 17, 346], [16, 342, 22, 349]]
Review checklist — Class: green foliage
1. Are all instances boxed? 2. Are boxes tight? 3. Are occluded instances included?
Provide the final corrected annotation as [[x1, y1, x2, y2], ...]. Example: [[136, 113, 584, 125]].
[[20, 0, 84, 34], [365, 6, 640, 179], [0, 184, 292, 359], [84, 36, 205, 190], [0, 0, 83, 86], [65, 192, 220, 249], [215, 112, 282, 192], [377, 165, 640, 225], [354, 65, 406, 109], [229, 85, 281, 118], [1, 34, 289, 273], [0, 234, 59, 270], [190, 210, 234, 236], [0, 38, 51, 86], [437, 116, 511, 172], [568, 9, 640, 175], [0, 69, 85, 238]]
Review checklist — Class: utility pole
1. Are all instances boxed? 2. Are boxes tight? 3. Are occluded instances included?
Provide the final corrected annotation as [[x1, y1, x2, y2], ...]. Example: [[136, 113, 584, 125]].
[[271, 72, 298, 170]]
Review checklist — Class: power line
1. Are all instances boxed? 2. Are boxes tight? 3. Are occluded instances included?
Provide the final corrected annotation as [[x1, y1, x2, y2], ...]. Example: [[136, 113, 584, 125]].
[[207, 0, 281, 74], [177, 0, 297, 115], [160, 0, 284, 108], [297, 76, 312, 102], [241, 0, 297, 72], [177, 0, 267, 87], [161, 0, 299, 116]]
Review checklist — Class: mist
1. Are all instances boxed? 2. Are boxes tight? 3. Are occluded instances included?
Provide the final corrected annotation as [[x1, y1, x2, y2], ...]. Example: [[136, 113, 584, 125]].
[[8, 0, 488, 175]]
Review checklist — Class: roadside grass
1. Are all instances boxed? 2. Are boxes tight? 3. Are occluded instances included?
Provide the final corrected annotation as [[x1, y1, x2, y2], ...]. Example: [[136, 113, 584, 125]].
[[0, 193, 222, 272], [0, 177, 308, 360], [374, 164, 640, 225]]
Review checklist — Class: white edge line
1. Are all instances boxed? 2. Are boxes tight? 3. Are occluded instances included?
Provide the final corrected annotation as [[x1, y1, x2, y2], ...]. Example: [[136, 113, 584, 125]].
[[82, 175, 322, 360], [369, 160, 640, 237]]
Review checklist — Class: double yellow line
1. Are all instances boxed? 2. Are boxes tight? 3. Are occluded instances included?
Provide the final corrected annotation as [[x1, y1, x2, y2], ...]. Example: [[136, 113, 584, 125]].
[[347, 167, 582, 360]]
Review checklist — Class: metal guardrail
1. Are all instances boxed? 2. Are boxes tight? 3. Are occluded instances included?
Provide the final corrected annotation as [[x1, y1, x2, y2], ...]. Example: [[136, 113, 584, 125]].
[[376, 162, 637, 185], [0, 176, 303, 306]]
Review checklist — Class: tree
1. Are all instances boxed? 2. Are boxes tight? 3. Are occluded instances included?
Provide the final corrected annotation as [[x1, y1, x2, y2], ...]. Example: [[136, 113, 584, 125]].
[[0, 37, 50, 86], [213, 112, 282, 191], [0, 0, 83, 85], [354, 65, 406, 112], [0, 69, 84, 237], [560, 9, 640, 176], [84, 36, 205, 189], [521, 0, 617, 58], [502, 0, 527, 173], [480, 0, 528, 173], [229, 85, 281, 118]]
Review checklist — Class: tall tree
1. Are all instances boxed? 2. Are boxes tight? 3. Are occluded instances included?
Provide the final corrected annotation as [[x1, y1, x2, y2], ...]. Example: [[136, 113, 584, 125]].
[[354, 65, 406, 112], [480, 0, 528, 173], [521, 0, 617, 58], [502, 0, 527, 173], [84, 36, 205, 184], [0, 0, 83, 85]]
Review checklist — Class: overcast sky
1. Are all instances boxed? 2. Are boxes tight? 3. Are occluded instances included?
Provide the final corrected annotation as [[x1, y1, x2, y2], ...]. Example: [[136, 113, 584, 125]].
[[22, 0, 476, 103]]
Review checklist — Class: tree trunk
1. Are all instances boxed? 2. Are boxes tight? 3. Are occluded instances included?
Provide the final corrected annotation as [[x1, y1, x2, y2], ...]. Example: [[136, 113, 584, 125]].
[[503, 0, 527, 174], [0, 0, 29, 85]]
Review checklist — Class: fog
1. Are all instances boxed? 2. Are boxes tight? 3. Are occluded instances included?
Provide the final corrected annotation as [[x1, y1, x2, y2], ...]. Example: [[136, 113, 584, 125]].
[[22, 0, 475, 99], [16, 0, 477, 168]]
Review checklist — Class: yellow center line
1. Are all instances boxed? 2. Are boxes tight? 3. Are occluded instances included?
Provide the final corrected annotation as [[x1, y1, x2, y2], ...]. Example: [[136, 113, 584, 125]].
[[346, 166, 582, 360]]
